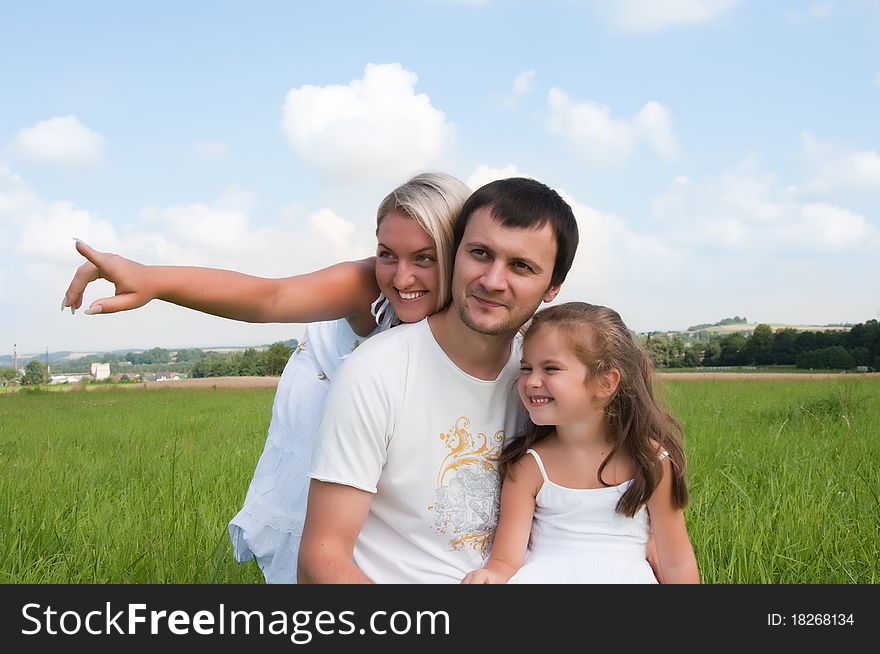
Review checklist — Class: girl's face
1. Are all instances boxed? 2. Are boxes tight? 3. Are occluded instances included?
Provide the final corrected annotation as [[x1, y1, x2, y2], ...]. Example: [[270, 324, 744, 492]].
[[518, 325, 604, 427], [375, 210, 440, 324]]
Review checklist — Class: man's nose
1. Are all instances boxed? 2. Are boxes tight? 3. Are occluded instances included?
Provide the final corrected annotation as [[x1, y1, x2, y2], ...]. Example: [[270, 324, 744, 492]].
[[480, 260, 507, 292]]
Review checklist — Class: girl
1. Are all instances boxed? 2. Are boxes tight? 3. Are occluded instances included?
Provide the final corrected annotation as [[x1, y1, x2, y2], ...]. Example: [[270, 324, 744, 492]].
[[462, 302, 699, 584], [62, 172, 471, 584]]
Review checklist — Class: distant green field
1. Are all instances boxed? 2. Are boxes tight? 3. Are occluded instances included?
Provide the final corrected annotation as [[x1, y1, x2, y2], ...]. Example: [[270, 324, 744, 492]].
[[1, 379, 878, 583]]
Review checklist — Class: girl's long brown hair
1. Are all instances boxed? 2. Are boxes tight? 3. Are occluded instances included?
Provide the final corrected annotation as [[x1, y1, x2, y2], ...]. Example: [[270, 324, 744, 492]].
[[499, 302, 689, 517]]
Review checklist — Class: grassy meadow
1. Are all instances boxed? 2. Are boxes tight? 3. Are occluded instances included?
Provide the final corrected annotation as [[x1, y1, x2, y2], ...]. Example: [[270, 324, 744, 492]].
[[1, 377, 878, 583]]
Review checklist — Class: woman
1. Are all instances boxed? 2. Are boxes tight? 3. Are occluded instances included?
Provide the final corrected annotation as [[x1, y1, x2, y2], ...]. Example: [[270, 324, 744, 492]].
[[63, 172, 471, 582]]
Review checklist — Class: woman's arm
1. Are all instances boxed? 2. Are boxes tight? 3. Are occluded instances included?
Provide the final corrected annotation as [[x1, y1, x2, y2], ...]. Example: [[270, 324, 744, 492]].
[[63, 241, 379, 327], [646, 457, 700, 584], [461, 456, 541, 584]]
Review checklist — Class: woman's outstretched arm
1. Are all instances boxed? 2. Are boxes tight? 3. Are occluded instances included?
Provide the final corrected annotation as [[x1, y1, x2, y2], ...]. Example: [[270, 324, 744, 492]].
[[62, 240, 379, 329]]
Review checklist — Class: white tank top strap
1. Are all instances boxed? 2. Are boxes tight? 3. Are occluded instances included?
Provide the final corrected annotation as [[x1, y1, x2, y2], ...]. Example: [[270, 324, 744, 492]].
[[526, 448, 549, 483], [658, 449, 670, 461]]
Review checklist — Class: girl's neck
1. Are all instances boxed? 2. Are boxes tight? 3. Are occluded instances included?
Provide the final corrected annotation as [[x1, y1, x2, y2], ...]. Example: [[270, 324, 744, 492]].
[[553, 415, 612, 453]]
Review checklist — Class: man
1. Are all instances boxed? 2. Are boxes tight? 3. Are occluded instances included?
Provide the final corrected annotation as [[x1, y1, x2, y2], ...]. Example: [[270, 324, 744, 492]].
[[298, 178, 579, 583]]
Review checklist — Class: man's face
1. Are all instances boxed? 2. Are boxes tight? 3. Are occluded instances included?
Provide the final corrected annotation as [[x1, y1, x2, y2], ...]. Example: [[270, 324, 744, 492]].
[[451, 206, 560, 337]]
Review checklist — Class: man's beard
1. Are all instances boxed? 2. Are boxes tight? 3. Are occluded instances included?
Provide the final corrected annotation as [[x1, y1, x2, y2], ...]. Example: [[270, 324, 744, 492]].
[[454, 292, 543, 337]]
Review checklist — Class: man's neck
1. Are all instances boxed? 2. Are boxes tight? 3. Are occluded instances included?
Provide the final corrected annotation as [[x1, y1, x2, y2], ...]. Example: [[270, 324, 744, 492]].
[[427, 308, 517, 381]]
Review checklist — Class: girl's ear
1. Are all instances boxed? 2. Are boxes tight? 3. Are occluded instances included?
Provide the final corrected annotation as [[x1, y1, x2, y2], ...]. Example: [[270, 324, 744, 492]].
[[595, 368, 621, 401]]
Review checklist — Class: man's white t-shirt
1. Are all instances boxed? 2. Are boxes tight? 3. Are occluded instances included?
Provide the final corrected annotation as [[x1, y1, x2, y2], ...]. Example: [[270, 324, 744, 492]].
[[309, 318, 525, 583]]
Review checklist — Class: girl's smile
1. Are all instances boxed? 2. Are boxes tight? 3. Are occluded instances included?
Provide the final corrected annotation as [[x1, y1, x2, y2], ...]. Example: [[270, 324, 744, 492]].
[[517, 325, 602, 427]]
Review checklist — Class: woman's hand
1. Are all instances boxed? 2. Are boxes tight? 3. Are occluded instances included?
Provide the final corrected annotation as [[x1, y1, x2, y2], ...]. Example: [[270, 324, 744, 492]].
[[62, 240, 156, 315]]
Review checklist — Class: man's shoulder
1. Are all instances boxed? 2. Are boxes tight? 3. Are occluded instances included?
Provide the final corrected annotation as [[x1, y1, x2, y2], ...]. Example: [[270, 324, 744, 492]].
[[343, 320, 425, 368]]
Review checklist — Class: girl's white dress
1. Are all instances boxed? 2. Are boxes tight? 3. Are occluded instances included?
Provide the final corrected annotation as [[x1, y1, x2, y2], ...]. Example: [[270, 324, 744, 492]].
[[508, 449, 661, 584], [227, 317, 383, 583]]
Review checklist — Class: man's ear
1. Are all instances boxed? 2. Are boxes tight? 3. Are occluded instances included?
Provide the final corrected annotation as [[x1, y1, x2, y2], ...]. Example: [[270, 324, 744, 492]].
[[543, 283, 561, 303], [595, 369, 621, 401]]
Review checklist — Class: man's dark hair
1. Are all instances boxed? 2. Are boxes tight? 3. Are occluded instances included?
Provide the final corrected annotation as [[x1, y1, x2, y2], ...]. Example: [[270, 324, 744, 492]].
[[452, 177, 579, 287]]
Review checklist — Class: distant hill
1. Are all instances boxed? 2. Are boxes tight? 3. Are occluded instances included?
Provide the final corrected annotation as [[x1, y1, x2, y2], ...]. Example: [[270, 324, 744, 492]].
[[687, 316, 749, 331], [684, 323, 851, 336]]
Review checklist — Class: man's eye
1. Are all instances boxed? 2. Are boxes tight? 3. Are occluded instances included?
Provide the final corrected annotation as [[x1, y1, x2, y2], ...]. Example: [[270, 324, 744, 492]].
[[513, 261, 534, 272], [470, 249, 487, 258]]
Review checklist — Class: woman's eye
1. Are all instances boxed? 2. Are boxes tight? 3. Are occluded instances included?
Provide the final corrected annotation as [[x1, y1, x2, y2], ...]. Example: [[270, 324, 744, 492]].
[[377, 250, 394, 260], [415, 254, 436, 264]]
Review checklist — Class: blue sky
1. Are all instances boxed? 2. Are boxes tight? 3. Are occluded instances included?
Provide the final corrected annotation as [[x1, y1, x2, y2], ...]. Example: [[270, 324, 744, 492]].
[[2, 1, 879, 355]]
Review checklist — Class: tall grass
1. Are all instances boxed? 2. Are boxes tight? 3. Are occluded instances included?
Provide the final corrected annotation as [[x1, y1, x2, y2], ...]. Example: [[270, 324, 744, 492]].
[[0, 387, 269, 583], [1, 378, 878, 583], [662, 377, 880, 583]]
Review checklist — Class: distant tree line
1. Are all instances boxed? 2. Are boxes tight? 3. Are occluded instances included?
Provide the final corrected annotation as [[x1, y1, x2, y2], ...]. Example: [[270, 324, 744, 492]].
[[46, 339, 297, 377], [190, 342, 294, 378], [645, 320, 880, 370]]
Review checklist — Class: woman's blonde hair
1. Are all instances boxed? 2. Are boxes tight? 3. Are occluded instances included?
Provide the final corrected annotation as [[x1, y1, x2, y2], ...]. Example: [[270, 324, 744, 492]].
[[376, 172, 471, 312]]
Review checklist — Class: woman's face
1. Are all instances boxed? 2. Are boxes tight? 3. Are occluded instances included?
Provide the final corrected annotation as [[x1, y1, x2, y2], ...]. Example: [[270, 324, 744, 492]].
[[375, 210, 440, 324]]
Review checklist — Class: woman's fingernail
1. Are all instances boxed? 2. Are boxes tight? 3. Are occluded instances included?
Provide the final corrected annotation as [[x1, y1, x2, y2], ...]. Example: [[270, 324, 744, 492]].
[[61, 298, 66, 311], [84, 305, 102, 315]]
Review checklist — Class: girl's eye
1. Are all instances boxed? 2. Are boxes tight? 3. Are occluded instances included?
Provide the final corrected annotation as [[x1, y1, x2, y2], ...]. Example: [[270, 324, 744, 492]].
[[377, 250, 395, 260], [519, 366, 532, 374]]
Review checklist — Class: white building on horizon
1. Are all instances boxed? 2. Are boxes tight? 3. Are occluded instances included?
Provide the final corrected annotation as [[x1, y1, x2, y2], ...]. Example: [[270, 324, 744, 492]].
[[90, 363, 111, 380]]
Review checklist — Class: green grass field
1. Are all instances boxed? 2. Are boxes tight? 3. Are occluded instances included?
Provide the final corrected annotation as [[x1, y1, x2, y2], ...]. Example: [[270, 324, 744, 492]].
[[1, 379, 878, 583]]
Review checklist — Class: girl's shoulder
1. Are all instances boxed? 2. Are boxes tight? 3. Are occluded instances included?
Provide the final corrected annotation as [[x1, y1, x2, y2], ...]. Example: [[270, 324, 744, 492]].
[[648, 438, 670, 462], [506, 448, 547, 495]]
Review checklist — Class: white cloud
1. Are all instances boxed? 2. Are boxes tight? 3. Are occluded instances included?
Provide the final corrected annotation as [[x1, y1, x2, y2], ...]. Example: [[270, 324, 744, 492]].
[[512, 70, 536, 95], [14, 116, 105, 165], [795, 203, 874, 250], [634, 101, 679, 160], [651, 157, 880, 253], [466, 163, 529, 190], [560, 193, 676, 295], [18, 201, 120, 264], [0, 161, 374, 351], [545, 88, 678, 167], [589, 0, 742, 34], [191, 141, 229, 158], [129, 195, 367, 275], [801, 132, 880, 192], [281, 63, 454, 182]]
